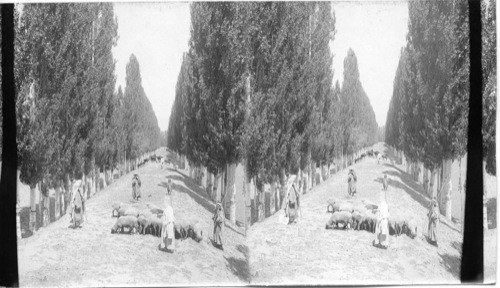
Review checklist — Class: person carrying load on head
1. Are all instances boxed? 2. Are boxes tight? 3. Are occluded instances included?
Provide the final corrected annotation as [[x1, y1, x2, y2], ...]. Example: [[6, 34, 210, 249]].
[[285, 183, 301, 224], [427, 198, 439, 246], [132, 174, 141, 201], [70, 180, 86, 228], [348, 169, 357, 196], [373, 192, 389, 249], [160, 193, 175, 253], [212, 202, 224, 250]]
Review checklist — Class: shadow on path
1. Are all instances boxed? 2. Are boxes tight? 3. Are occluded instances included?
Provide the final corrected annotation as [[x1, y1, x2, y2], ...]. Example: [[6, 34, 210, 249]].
[[373, 172, 429, 209], [159, 174, 214, 213], [374, 168, 461, 233], [450, 240, 463, 253], [224, 244, 251, 283], [160, 171, 247, 237], [438, 252, 461, 278]]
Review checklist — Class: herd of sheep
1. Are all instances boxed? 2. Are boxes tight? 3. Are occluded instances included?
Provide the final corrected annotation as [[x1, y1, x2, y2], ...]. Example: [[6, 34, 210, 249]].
[[110, 201, 204, 242], [325, 198, 418, 238]]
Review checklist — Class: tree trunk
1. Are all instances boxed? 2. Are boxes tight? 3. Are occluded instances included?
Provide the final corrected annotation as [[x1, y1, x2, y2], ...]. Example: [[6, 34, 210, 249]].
[[440, 159, 453, 221], [307, 165, 312, 190], [244, 161, 251, 233], [459, 159, 464, 228], [16, 203, 21, 239], [40, 183, 49, 227], [271, 179, 277, 215], [430, 169, 437, 199], [206, 171, 212, 200], [311, 160, 315, 188], [55, 183, 61, 220], [103, 167, 108, 189], [214, 173, 220, 202], [110, 167, 114, 184], [484, 193, 488, 230], [29, 185, 37, 233], [64, 173, 70, 215], [316, 161, 321, 185], [225, 163, 237, 224], [423, 168, 429, 196], [297, 168, 302, 194], [279, 168, 286, 210]]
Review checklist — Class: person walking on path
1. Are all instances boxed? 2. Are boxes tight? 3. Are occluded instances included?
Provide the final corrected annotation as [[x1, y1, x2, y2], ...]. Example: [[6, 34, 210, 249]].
[[166, 179, 173, 195], [427, 198, 439, 246], [285, 184, 301, 224], [382, 174, 388, 191], [160, 193, 176, 253], [70, 180, 86, 228], [212, 202, 224, 250], [132, 174, 141, 201], [373, 193, 389, 249], [348, 169, 357, 196]]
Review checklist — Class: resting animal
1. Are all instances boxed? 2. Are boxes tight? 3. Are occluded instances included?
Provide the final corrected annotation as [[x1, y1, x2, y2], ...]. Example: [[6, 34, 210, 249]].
[[112, 202, 131, 217], [118, 207, 139, 218], [146, 203, 164, 215], [338, 202, 353, 213], [187, 221, 204, 242], [150, 208, 164, 215], [325, 211, 353, 230], [365, 204, 378, 210], [111, 216, 138, 234], [404, 218, 418, 239], [352, 203, 367, 214], [138, 208, 154, 218]]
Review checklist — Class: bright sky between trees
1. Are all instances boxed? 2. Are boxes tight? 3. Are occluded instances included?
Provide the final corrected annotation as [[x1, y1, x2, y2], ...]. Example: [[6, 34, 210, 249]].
[[113, 1, 409, 131]]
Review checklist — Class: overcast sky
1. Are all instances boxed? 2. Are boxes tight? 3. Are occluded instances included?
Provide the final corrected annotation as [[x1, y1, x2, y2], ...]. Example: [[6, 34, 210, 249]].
[[113, 1, 409, 131]]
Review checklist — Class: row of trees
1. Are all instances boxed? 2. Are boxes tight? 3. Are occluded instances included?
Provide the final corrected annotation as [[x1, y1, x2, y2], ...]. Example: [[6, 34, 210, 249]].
[[482, 0, 496, 176], [14, 4, 161, 229], [385, 0, 496, 220], [167, 2, 379, 223]]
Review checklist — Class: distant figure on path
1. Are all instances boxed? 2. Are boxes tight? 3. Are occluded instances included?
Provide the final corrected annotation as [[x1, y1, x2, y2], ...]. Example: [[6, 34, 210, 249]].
[[427, 198, 439, 246], [132, 174, 141, 201], [166, 179, 173, 195], [70, 182, 86, 228], [160, 194, 175, 253], [377, 153, 382, 164], [286, 184, 300, 224], [382, 174, 388, 191], [212, 202, 224, 250], [373, 194, 389, 249], [348, 169, 357, 196]]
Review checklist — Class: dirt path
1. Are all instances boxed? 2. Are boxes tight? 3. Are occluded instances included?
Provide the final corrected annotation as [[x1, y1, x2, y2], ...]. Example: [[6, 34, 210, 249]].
[[18, 150, 249, 287], [248, 143, 463, 285]]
